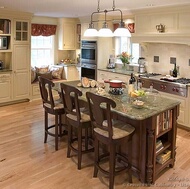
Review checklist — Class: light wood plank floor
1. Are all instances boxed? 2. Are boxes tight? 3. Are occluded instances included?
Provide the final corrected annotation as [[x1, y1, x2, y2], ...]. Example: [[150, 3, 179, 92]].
[[0, 100, 190, 189]]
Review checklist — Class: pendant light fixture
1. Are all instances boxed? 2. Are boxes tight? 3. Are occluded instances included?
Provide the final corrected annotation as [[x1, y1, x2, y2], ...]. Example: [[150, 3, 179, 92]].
[[84, 0, 131, 38]]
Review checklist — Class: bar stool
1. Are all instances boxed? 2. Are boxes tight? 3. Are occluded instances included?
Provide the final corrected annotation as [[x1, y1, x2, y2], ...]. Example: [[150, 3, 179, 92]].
[[86, 92, 135, 189], [38, 76, 67, 151], [60, 83, 94, 170]]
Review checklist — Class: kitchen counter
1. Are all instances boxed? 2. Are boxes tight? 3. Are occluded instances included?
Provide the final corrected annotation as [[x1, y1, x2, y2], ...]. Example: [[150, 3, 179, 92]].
[[55, 80, 180, 184], [57, 63, 81, 67], [98, 67, 134, 76], [0, 69, 12, 73]]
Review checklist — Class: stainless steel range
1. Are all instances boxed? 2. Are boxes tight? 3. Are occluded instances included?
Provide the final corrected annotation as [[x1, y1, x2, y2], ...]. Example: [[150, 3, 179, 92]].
[[141, 74, 190, 97]]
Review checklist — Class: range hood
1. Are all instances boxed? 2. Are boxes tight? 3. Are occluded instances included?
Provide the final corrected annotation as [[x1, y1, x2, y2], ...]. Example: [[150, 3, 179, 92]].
[[131, 34, 190, 45]]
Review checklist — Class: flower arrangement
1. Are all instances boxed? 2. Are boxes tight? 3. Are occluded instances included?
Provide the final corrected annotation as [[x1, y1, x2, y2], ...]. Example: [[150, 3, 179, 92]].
[[117, 52, 132, 65]]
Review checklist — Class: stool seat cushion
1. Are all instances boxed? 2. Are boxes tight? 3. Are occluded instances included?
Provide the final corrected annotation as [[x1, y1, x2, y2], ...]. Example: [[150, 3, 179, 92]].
[[66, 112, 90, 123], [44, 101, 64, 110], [94, 120, 135, 139]]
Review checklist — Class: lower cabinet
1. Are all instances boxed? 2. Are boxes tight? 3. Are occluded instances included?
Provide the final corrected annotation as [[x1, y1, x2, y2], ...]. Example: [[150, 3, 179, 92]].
[[0, 74, 12, 103], [159, 91, 189, 129], [63, 66, 80, 81], [97, 70, 130, 83]]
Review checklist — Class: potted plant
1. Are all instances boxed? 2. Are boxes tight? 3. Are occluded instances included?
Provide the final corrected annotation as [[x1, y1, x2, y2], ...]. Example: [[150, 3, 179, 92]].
[[117, 52, 132, 67]]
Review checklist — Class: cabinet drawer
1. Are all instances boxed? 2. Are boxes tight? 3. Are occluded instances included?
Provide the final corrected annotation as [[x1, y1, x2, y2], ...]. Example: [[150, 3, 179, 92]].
[[0, 74, 11, 82]]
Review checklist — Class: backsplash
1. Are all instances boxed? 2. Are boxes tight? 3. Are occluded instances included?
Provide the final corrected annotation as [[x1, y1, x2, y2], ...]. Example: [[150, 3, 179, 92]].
[[141, 43, 190, 78]]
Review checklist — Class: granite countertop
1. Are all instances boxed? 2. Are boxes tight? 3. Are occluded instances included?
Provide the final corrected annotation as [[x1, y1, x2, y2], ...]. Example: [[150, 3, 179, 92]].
[[98, 68, 135, 76], [55, 80, 180, 121], [57, 63, 81, 67]]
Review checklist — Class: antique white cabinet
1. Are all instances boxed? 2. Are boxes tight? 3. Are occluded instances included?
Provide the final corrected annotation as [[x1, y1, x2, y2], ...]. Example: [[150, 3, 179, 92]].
[[14, 19, 29, 43], [12, 45, 30, 100], [0, 74, 12, 103], [97, 70, 130, 83], [63, 66, 80, 81], [58, 18, 78, 50], [159, 91, 189, 129]]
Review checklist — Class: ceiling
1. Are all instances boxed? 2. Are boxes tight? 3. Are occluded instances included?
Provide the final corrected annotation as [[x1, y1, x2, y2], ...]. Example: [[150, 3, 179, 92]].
[[0, 0, 190, 18]]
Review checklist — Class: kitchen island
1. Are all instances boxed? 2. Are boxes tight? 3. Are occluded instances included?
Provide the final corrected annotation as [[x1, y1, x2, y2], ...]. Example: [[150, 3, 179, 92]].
[[56, 80, 180, 184]]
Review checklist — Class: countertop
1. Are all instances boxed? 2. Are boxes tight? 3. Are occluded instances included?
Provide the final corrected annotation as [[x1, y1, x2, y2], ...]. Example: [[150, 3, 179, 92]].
[[98, 68, 134, 76], [98, 68, 190, 87], [57, 63, 81, 67], [0, 69, 12, 73], [55, 80, 180, 121]]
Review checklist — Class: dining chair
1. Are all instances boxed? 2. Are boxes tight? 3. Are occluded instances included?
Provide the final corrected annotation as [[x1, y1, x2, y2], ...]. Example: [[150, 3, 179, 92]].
[[38, 76, 67, 151], [86, 92, 135, 189], [60, 83, 94, 170]]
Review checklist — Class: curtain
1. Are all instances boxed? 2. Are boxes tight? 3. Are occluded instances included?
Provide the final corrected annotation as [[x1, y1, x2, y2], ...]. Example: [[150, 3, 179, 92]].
[[31, 24, 57, 36], [113, 23, 135, 33]]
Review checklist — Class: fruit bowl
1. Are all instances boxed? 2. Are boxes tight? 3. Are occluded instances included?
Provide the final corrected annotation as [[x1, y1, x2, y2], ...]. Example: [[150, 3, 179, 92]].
[[132, 100, 145, 109]]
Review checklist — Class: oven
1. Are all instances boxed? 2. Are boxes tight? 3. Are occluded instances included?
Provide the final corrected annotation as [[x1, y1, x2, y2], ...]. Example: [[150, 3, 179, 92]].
[[81, 40, 97, 64], [81, 40, 97, 80], [81, 63, 97, 80]]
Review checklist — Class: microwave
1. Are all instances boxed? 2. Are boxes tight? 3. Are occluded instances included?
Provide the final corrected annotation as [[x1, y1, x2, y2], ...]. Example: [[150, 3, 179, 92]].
[[0, 36, 8, 50]]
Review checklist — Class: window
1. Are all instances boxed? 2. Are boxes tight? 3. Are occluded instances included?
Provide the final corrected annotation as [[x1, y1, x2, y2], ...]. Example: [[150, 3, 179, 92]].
[[115, 37, 140, 64], [31, 35, 54, 67]]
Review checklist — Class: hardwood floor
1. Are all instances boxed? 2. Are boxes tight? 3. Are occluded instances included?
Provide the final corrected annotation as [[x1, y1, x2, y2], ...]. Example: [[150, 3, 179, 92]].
[[0, 100, 190, 189]]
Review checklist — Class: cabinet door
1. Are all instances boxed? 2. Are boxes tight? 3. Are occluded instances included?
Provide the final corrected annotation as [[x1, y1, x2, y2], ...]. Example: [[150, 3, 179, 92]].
[[65, 66, 80, 81], [14, 20, 29, 43], [0, 74, 12, 103], [13, 45, 30, 100], [59, 22, 76, 50]]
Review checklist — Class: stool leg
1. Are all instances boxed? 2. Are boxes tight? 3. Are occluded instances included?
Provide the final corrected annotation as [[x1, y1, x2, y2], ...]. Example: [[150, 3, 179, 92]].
[[59, 114, 62, 136], [44, 111, 48, 143], [55, 114, 58, 151], [109, 144, 116, 189], [85, 127, 88, 150], [127, 139, 133, 183], [78, 126, 82, 170], [67, 124, 72, 158], [93, 137, 99, 177]]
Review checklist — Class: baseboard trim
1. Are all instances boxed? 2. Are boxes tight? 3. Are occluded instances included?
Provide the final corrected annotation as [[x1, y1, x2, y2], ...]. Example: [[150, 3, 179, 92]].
[[0, 99, 30, 107]]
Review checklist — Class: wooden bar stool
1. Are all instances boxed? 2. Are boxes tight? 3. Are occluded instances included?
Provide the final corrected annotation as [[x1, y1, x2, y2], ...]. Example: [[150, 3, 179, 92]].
[[38, 76, 67, 151], [60, 83, 94, 170], [86, 92, 135, 189]]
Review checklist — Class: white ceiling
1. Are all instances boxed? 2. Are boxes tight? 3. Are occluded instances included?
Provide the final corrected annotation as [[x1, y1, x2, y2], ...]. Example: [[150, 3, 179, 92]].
[[0, 0, 190, 18]]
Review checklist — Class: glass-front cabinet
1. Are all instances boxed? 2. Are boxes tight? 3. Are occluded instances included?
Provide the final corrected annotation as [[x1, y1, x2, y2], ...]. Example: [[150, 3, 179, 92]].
[[14, 20, 29, 42]]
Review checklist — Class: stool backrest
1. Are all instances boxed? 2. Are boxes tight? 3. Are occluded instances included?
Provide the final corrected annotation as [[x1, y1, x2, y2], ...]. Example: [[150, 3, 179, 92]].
[[86, 92, 116, 139], [60, 83, 82, 122], [38, 76, 55, 109]]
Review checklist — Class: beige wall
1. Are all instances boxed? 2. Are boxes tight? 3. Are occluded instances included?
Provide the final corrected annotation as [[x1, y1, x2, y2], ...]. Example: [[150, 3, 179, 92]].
[[141, 43, 190, 77]]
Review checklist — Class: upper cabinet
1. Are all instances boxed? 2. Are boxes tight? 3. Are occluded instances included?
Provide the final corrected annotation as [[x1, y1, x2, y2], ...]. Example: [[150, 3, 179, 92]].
[[0, 18, 12, 51], [14, 20, 30, 43], [58, 18, 79, 50]]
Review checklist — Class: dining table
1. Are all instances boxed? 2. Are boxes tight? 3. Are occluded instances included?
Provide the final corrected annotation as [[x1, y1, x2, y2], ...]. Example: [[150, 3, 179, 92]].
[[54, 80, 180, 184]]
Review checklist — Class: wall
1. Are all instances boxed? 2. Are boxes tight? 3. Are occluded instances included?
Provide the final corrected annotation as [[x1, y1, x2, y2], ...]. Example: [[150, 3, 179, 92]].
[[141, 43, 190, 77]]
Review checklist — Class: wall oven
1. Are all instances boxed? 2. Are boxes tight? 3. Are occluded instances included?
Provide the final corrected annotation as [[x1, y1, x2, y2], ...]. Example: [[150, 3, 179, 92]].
[[81, 40, 97, 80], [81, 40, 97, 64], [81, 63, 96, 80]]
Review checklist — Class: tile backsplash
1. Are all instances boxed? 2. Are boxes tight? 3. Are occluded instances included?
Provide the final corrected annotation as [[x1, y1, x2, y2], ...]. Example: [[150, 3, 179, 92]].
[[141, 43, 190, 77]]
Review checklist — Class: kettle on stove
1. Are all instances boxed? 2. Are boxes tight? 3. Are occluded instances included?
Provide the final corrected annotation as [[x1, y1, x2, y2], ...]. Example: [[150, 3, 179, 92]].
[[138, 57, 147, 73], [0, 60, 4, 70]]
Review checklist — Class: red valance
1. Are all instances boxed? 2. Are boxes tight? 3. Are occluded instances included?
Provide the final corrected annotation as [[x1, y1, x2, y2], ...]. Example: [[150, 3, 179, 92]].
[[31, 24, 57, 36], [113, 23, 135, 33]]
